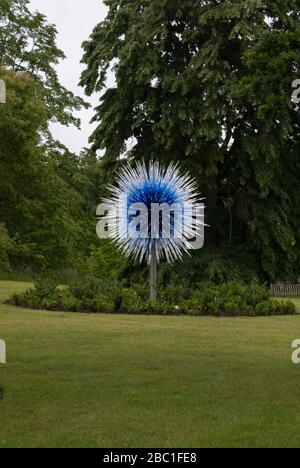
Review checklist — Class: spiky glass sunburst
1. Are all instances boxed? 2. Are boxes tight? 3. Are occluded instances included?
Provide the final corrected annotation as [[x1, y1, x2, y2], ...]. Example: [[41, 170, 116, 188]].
[[103, 161, 204, 264]]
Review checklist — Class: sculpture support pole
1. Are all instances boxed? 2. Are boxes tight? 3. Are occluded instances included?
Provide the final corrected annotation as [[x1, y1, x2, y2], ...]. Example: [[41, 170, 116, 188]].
[[150, 244, 157, 301]]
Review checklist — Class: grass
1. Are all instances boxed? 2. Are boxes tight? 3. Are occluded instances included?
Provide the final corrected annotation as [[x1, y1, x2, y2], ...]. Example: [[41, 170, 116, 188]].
[[0, 281, 300, 448]]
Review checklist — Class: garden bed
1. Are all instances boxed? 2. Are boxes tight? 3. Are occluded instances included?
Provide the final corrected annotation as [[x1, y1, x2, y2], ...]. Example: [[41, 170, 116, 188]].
[[7, 277, 297, 317]]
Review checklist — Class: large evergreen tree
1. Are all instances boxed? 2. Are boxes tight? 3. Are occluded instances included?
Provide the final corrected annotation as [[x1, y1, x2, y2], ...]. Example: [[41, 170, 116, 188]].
[[81, 0, 300, 280]]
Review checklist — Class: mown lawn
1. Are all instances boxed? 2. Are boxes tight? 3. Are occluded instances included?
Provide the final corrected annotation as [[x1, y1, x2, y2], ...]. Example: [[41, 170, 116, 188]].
[[0, 281, 300, 448]]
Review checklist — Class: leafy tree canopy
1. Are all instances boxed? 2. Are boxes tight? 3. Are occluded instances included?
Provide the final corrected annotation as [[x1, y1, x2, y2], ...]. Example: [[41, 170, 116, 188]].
[[81, 0, 300, 280], [0, 68, 88, 270], [0, 0, 88, 127]]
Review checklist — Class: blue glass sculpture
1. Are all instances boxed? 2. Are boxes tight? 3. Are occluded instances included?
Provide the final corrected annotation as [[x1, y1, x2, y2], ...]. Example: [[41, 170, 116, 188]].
[[103, 161, 204, 299]]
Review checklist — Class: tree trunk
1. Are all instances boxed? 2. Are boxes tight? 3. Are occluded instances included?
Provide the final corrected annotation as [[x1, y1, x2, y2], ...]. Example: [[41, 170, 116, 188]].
[[150, 244, 157, 300], [204, 187, 217, 248]]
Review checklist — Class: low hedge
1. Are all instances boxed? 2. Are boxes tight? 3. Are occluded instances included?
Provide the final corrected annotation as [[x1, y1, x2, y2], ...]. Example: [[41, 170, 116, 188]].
[[7, 277, 297, 317]]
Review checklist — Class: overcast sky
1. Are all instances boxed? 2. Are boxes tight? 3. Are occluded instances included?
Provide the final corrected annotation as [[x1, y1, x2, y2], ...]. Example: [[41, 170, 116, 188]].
[[29, 0, 108, 154]]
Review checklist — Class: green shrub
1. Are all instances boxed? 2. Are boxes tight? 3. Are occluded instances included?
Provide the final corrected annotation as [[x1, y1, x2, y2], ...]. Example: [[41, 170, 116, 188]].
[[59, 290, 81, 312], [93, 245, 262, 290], [131, 283, 149, 302], [8, 277, 297, 317], [156, 247, 261, 288], [34, 273, 59, 298], [70, 277, 102, 301], [93, 294, 114, 313], [255, 299, 296, 316], [280, 300, 297, 315], [159, 284, 191, 305], [86, 242, 126, 282], [120, 288, 143, 314], [10, 289, 41, 309], [180, 282, 295, 317], [80, 292, 114, 313]]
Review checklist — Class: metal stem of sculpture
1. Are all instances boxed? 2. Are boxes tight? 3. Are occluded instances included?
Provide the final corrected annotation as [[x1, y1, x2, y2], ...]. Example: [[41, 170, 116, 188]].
[[102, 161, 204, 301]]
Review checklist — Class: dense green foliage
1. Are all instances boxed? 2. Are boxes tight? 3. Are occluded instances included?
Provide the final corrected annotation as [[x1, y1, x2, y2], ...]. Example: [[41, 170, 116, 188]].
[[0, 0, 87, 126], [0, 1, 93, 271], [1, 0, 300, 286], [0, 222, 13, 269], [0, 68, 91, 270], [81, 0, 300, 281], [9, 276, 296, 317]]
